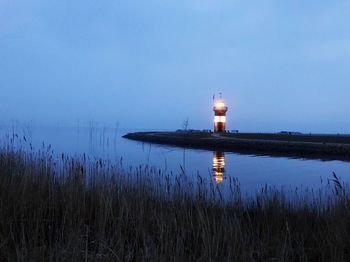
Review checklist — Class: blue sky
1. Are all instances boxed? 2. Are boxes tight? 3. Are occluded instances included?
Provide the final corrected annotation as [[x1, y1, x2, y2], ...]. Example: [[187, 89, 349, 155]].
[[1, 0, 350, 132]]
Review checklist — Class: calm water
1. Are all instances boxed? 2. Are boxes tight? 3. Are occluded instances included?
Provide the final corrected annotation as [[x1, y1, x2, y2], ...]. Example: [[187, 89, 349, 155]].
[[1, 124, 350, 196]]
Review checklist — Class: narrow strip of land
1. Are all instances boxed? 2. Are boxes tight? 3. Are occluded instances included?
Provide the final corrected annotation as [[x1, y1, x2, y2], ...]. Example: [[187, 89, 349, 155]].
[[123, 132, 350, 161]]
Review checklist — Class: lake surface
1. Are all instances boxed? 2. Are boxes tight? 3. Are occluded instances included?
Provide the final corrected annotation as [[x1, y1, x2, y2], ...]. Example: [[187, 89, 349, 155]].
[[1, 124, 350, 196]]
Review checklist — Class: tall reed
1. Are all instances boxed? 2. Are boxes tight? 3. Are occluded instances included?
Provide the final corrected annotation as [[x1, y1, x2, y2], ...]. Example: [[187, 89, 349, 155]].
[[0, 145, 350, 261]]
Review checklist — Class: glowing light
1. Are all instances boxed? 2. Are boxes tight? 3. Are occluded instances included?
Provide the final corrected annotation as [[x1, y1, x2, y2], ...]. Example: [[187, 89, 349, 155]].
[[214, 116, 226, 123], [215, 101, 226, 109]]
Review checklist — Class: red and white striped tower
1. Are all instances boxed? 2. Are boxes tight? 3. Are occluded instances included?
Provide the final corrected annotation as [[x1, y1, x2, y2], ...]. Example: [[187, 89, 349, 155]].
[[213, 93, 228, 132]]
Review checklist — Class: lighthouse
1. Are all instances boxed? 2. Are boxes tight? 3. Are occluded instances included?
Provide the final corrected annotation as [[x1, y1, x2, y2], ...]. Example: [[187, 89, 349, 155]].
[[213, 94, 228, 132]]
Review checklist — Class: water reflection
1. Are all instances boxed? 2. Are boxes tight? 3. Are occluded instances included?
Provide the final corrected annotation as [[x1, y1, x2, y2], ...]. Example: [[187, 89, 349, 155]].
[[212, 151, 225, 183]]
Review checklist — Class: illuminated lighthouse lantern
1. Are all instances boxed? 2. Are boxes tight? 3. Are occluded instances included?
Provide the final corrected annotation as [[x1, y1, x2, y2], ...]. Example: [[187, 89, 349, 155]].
[[213, 94, 228, 132]]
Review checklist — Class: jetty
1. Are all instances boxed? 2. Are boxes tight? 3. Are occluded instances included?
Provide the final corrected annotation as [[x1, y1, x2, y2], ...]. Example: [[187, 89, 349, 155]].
[[123, 131, 350, 161]]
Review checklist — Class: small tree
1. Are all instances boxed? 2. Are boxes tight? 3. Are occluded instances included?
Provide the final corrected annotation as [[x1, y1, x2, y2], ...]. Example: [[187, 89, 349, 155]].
[[182, 118, 189, 130]]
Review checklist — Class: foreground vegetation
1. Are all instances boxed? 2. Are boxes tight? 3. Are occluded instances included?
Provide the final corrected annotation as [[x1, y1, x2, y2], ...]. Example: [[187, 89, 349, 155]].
[[1, 146, 350, 261]]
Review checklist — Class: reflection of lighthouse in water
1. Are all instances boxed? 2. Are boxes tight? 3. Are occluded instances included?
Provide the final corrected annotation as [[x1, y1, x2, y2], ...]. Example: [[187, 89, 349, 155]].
[[212, 151, 225, 183]]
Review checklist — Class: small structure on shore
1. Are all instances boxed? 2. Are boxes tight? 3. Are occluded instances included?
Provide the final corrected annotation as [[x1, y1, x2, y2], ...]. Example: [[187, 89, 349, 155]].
[[213, 93, 228, 132]]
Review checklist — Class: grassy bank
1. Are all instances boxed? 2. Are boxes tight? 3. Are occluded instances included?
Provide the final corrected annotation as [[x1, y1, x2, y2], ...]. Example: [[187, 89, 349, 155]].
[[1, 146, 350, 261]]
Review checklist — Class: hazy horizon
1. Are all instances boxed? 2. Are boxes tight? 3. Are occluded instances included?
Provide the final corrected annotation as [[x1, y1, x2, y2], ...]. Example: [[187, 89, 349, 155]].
[[1, 1, 350, 133]]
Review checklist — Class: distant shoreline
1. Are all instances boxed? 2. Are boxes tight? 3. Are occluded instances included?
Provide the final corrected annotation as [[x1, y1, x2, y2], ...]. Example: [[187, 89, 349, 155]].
[[123, 131, 350, 161]]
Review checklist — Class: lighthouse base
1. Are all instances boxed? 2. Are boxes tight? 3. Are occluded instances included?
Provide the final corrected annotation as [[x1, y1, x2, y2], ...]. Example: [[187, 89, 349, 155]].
[[214, 122, 226, 133]]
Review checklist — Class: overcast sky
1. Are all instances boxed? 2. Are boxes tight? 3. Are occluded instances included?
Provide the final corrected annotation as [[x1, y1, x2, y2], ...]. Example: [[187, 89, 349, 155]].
[[1, 0, 350, 132]]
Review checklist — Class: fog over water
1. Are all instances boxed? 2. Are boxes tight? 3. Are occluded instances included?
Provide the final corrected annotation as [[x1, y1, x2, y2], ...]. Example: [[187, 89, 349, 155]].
[[1, 1, 350, 133]]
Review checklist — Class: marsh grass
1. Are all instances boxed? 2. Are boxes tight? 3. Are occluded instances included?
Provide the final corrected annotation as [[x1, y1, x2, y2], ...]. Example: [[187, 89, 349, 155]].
[[1, 144, 350, 261]]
